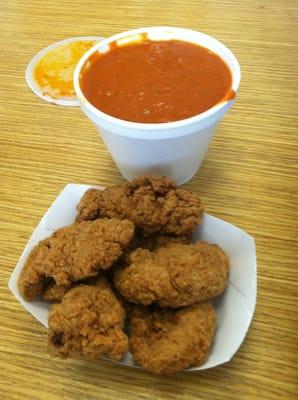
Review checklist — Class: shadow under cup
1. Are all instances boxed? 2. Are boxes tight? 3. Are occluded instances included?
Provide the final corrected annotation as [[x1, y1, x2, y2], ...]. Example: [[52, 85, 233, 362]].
[[74, 27, 241, 185]]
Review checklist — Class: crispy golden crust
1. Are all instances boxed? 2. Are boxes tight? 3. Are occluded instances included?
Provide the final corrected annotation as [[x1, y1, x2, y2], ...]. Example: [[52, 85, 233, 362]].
[[18, 218, 135, 301], [76, 188, 102, 221], [114, 241, 229, 307], [129, 303, 216, 374], [43, 283, 71, 302], [48, 278, 128, 361], [121, 233, 192, 264], [76, 175, 203, 236]]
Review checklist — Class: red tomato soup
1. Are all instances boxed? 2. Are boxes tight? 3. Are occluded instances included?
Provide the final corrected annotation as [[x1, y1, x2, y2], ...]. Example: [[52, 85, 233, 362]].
[[80, 39, 234, 123]]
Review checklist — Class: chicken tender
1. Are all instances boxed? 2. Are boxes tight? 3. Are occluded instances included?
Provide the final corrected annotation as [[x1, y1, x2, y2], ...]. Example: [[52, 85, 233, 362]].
[[130, 303, 216, 374], [48, 278, 128, 361], [18, 218, 135, 301], [121, 233, 192, 264], [114, 241, 229, 307], [76, 175, 203, 236], [43, 282, 71, 302]]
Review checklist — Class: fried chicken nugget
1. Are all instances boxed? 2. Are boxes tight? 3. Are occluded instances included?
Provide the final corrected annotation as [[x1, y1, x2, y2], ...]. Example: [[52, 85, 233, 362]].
[[121, 233, 192, 264], [114, 241, 229, 307], [130, 303, 216, 374], [76, 175, 203, 236], [18, 218, 135, 301], [48, 278, 128, 361], [43, 282, 71, 302]]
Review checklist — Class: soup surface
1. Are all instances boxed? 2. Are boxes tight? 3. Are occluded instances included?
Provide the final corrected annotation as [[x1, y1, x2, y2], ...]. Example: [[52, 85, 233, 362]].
[[80, 39, 233, 123]]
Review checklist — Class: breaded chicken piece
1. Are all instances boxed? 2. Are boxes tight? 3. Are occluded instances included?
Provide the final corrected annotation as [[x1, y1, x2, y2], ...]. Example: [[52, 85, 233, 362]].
[[43, 282, 71, 302], [18, 218, 135, 301], [121, 233, 192, 264], [42, 277, 99, 302], [76, 175, 203, 236], [130, 303, 216, 374], [114, 241, 229, 307], [48, 278, 128, 361]]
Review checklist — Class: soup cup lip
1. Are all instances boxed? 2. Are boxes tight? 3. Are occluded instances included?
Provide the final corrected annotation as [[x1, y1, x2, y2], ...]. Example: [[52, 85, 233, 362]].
[[74, 26, 241, 131]]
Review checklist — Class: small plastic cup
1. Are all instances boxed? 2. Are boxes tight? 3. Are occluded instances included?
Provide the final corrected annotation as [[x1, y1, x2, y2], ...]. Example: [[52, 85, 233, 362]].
[[74, 27, 241, 185]]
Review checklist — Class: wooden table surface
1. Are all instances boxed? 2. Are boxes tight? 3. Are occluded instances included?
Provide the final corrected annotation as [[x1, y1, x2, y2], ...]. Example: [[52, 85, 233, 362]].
[[1, 1, 297, 399]]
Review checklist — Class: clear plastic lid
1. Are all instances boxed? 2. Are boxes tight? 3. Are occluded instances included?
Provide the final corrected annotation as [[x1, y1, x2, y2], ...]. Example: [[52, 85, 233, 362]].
[[25, 36, 104, 106]]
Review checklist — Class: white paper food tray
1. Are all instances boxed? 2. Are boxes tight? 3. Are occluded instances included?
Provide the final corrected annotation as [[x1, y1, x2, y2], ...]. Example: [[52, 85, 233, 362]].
[[8, 184, 257, 371]]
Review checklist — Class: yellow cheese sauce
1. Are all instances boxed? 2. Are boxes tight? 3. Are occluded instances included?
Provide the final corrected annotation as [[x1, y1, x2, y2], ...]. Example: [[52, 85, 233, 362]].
[[34, 40, 96, 99]]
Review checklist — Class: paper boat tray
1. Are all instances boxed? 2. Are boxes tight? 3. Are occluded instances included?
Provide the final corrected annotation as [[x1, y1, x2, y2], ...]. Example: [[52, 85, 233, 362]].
[[9, 184, 257, 371]]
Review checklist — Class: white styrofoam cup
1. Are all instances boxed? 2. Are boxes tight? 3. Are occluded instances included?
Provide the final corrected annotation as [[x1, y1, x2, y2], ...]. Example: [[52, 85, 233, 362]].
[[74, 27, 241, 185]]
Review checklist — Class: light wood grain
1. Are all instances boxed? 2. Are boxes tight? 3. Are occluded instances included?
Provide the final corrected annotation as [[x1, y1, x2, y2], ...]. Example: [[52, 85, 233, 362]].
[[1, 1, 297, 399]]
